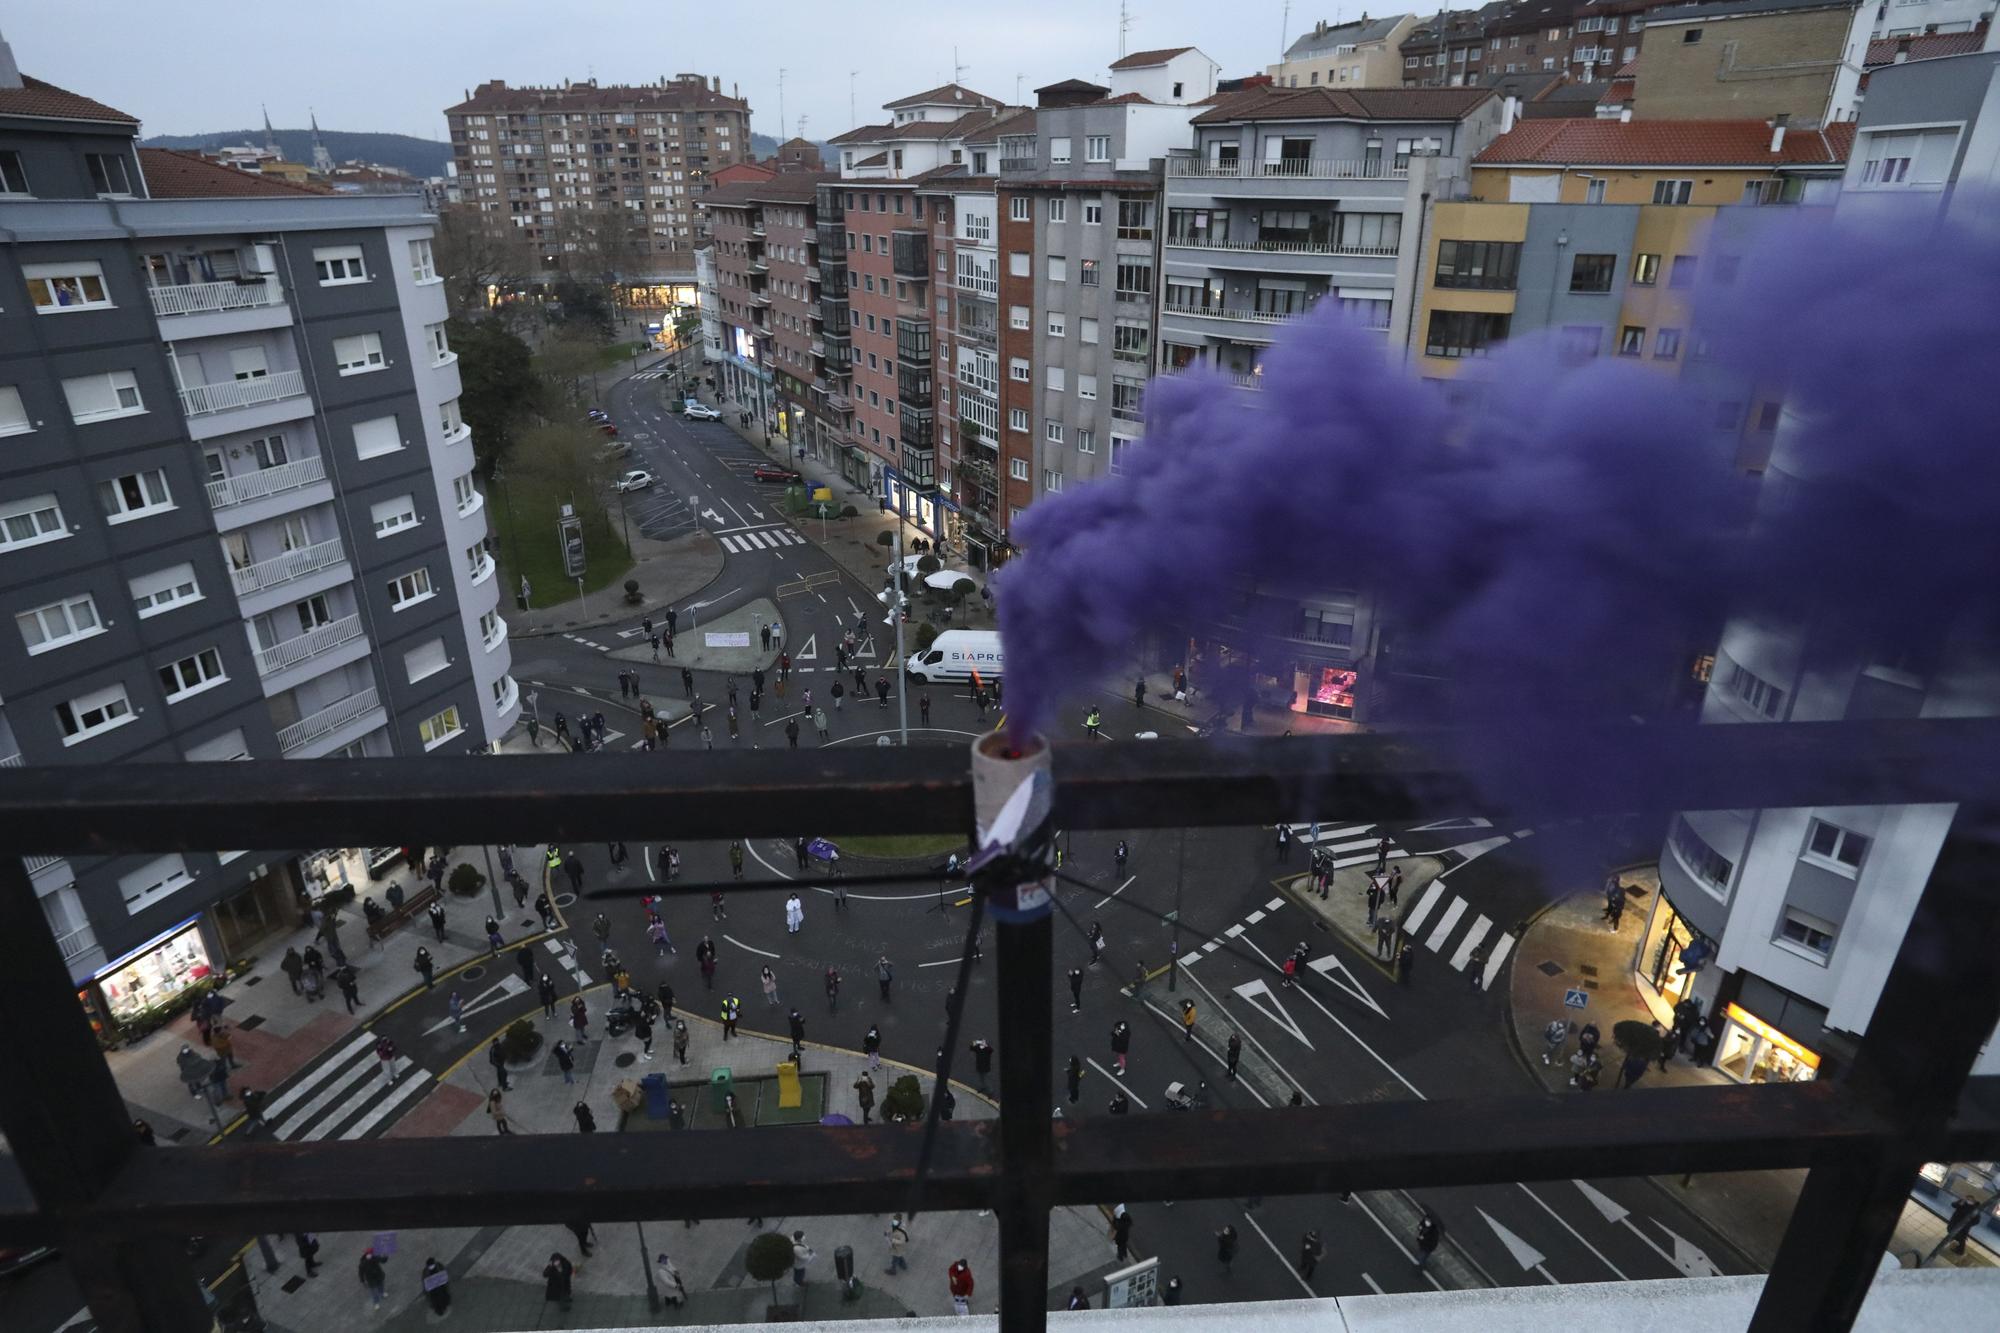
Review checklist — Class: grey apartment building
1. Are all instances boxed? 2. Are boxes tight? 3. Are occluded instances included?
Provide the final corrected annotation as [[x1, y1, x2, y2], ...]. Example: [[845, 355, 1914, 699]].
[[0, 55, 515, 1038]]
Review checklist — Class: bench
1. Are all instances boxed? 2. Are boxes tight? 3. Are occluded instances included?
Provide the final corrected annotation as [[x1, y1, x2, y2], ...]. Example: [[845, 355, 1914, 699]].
[[365, 884, 440, 942]]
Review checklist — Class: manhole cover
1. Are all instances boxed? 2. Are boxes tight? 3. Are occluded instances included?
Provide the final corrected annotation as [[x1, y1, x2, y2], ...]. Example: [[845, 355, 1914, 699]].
[[555, 892, 579, 908], [237, 1015, 266, 1031], [614, 1052, 638, 1068], [461, 966, 486, 982], [1577, 963, 1599, 977], [244, 974, 264, 987], [1537, 961, 1565, 977], [281, 1275, 307, 1294], [1583, 979, 1599, 989]]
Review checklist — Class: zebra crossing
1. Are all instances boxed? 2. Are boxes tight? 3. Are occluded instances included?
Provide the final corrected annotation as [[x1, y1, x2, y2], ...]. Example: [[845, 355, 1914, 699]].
[[718, 525, 806, 554], [259, 1030, 433, 1142], [630, 369, 673, 380]]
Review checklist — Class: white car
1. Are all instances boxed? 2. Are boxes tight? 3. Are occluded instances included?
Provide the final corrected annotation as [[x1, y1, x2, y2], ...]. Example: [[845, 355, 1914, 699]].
[[616, 469, 654, 493], [683, 402, 721, 421]]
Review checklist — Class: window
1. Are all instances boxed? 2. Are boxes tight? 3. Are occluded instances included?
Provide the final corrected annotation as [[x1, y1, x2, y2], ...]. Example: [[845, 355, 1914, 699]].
[[158, 647, 227, 701], [1048, 198, 1066, 223], [1336, 212, 1400, 253], [353, 415, 403, 459], [1043, 469, 1064, 493], [1010, 458, 1031, 480], [388, 567, 434, 609], [1008, 408, 1029, 433], [453, 473, 479, 513], [1113, 322, 1150, 363], [86, 152, 133, 197], [1669, 815, 1734, 891], [0, 386, 30, 437], [1048, 256, 1067, 283], [427, 323, 452, 363], [1618, 326, 1645, 357], [1682, 27, 1702, 43], [314, 245, 368, 284], [439, 399, 465, 437], [57, 683, 134, 746], [184, 729, 250, 762], [404, 638, 450, 684], [1078, 317, 1100, 344], [372, 495, 419, 537], [0, 150, 26, 194], [1654, 328, 1682, 360], [1586, 178, 1607, 204], [1047, 313, 1065, 338], [98, 468, 173, 522], [410, 239, 438, 282], [119, 854, 193, 911], [1109, 435, 1134, 473], [1425, 310, 1511, 358], [1078, 374, 1098, 401], [1631, 253, 1660, 286], [130, 563, 199, 617], [17, 593, 102, 654], [1117, 200, 1154, 240], [1669, 255, 1699, 289], [333, 332, 386, 375], [1009, 358, 1031, 382], [1083, 201, 1103, 226], [1805, 819, 1870, 873], [1111, 377, 1144, 420], [1434, 240, 1520, 290], [1009, 305, 1030, 331], [1050, 137, 1072, 165], [1559, 325, 1602, 360], [1652, 178, 1694, 205], [1569, 253, 1616, 293], [1725, 660, 1787, 718], [1086, 135, 1111, 162], [419, 705, 464, 750], [25, 262, 111, 312], [479, 609, 502, 648], [1114, 258, 1153, 298], [1080, 259, 1100, 287], [62, 370, 144, 423], [1046, 419, 1064, 443], [1778, 908, 1836, 959], [1010, 196, 1030, 222], [1046, 367, 1066, 391], [466, 541, 491, 580], [1009, 252, 1030, 278]]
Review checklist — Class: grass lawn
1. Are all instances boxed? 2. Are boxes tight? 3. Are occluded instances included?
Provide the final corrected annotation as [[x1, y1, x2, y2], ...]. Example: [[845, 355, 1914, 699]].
[[489, 475, 631, 609], [836, 833, 964, 860]]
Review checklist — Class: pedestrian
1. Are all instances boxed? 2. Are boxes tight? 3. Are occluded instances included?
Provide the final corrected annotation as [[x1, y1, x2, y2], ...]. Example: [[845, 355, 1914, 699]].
[[1299, 1228, 1325, 1280], [1375, 915, 1396, 959], [812, 706, 829, 741], [831, 679, 845, 712], [1067, 966, 1084, 1012], [973, 685, 988, 719], [295, 1231, 321, 1277], [673, 1019, 690, 1064], [824, 965, 841, 1013], [574, 1100, 597, 1133], [1112, 1207, 1133, 1261], [1616, 1049, 1650, 1089], [421, 1258, 451, 1316], [795, 835, 810, 871], [681, 666, 695, 698], [853, 1071, 876, 1123], [876, 675, 890, 708], [1396, 942, 1414, 985], [877, 954, 895, 1002], [722, 994, 741, 1039], [205, 1053, 232, 1105], [1067, 1287, 1090, 1310], [1134, 677, 1147, 709], [636, 1013, 656, 1060], [667, 846, 683, 881], [1542, 1017, 1572, 1066], [760, 622, 772, 651], [1275, 824, 1291, 862], [969, 1038, 993, 1090], [787, 1008, 806, 1062], [280, 946, 304, 994], [1163, 1275, 1182, 1305], [211, 1020, 241, 1068], [300, 964, 322, 1005], [1180, 1000, 1197, 1042], [1215, 1223, 1238, 1273], [358, 1247, 387, 1309], [1084, 706, 1102, 739], [329, 964, 361, 1013], [1387, 864, 1403, 904], [1110, 1020, 1131, 1075], [728, 705, 740, 741], [1066, 1055, 1084, 1103], [302, 944, 325, 982], [1414, 1212, 1442, 1272], [785, 716, 799, 748], [919, 692, 931, 726], [240, 1086, 269, 1132], [947, 1258, 975, 1316], [791, 1230, 816, 1289], [515, 944, 536, 988], [864, 1023, 882, 1070], [1226, 1032, 1242, 1080], [1132, 960, 1148, 998], [554, 1039, 575, 1085], [1366, 881, 1382, 928], [729, 839, 745, 880], [785, 892, 804, 933], [542, 1251, 573, 1309], [884, 1216, 910, 1274], [656, 1251, 689, 1305], [484, 916, 503, 955], [571, 995, 590, 1043], [1467, 940, 1488, 990]]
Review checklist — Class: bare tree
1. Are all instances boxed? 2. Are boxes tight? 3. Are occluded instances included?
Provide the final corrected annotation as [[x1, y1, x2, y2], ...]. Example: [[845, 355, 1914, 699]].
[[432, 206, 534, 318]]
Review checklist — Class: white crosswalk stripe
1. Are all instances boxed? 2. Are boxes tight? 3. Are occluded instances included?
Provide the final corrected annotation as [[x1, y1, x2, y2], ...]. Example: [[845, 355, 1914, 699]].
[[1423, 896, 1468, 952], [1447, 914, 1492, 972], [720, 525, 806, 554], [631, 370, 669, 379], [263, 1035, 434, 1142]]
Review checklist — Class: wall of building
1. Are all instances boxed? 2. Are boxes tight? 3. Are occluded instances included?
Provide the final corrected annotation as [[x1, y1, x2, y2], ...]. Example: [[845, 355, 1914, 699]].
[[1109, 52, 1222, 105], [1635, 7, 1870, 126]]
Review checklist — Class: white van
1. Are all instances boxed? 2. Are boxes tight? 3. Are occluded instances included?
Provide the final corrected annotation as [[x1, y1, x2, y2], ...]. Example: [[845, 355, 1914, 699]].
[[905, 629, 1004, 684]]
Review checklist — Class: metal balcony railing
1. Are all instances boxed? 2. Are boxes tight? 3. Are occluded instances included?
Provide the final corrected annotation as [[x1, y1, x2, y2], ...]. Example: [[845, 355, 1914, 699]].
[[204, 456, 327, 509], [178, 369, 308, 418], [52, 922, 97, 964], [252, 615, 364, 677], [0, 752, 22, 768], [1165, 235, 1401, 258], [2, 721, 1999, 1333], [274, 686, 382, 754], [1168, 158, 1411, 180], [228, 537, 345, 597], [1164, 301, 1300, 324], [147, 279, 284, 318]]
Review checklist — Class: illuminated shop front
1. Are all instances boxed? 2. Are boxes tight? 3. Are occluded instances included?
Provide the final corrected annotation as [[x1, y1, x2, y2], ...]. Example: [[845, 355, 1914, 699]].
[[91, 917, 214, 1024], [1300, 666, 1359, 719], [623, 283, 697, 310], [1715, 1002, 1820, 1085], [1635, 891, 1711, 1014], [883, 471, 959, 542]]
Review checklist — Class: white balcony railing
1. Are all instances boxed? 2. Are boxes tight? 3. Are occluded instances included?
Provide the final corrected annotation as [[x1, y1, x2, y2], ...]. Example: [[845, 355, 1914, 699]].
[[179, 369, 308, 418], [277, 686, 382, 754], [0, 752, 23, 768], [254, 614, 364, 677], [1168, 158, 1411, 181], [1165, 236, 1400, 259], [205, 455, 328, 509], [147, 279, 283, 319], [54, 923, 99, 965], [230, 537, 346, 597], [1163, 302, 1300, 325]]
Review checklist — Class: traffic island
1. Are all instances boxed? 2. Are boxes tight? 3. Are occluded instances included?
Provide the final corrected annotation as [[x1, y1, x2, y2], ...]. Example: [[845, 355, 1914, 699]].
[[1275, 854, 1446, 979], [606, 597, 783, 675]]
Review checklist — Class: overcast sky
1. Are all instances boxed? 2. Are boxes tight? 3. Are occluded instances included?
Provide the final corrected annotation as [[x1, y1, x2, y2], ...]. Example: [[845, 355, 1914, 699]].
[[3, 0, 1359, 144]]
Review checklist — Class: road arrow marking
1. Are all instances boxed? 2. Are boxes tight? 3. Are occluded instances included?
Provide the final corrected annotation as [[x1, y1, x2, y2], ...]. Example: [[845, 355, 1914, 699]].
[[1572, 1181, 1718, 1277], [701, 508, 725, 526], [747, 506, 764, 519], [687, 586, 741, 611], [1231, 978, 1314, 1050], [1479, 1208, 1559, 1284], [423, 973, 527, 1035], [1409, 816, 1493, 831], [1307, 952, 1388, 1019], [796, 633, 818, 662], [1658, 1222, 1724, 1279]]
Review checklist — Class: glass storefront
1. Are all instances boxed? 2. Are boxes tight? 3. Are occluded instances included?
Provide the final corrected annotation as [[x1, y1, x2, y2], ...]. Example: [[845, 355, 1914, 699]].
[[1301, 666, 1358, 718], [1715, 1002, 1821, 1085], [96, 920, 213, 1022], [1636, 892, 1700, 1014]]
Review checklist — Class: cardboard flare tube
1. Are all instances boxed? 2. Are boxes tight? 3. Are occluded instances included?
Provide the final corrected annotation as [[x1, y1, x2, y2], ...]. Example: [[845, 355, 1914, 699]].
[[970, 731, 1055, 922]]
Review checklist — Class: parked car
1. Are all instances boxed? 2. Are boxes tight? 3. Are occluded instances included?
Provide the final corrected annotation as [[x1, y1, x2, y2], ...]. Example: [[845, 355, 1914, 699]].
[[616, 469, 655, 493], [586, 409, 610, 423], [753, 464, 803, 483], [683, 402, 721, 421], [596, 422, 620, 438]]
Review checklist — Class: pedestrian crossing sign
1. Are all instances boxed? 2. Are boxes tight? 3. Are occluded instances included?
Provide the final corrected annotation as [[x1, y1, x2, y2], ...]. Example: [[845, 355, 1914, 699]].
[[1564, 988, 1589, 1009]]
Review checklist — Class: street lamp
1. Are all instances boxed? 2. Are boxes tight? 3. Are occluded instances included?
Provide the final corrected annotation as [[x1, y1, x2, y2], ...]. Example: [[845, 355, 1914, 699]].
[[875, 525, 912, 748]]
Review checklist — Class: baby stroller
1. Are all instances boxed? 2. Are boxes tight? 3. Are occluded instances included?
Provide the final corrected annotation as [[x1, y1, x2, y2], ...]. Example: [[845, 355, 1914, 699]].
[[1164, 1080, 1208, 1111]]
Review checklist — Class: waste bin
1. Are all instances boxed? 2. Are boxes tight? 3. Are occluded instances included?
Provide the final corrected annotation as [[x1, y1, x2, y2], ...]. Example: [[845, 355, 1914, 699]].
[[834, 1244, 856, 1298], [709, 1066, 734, 1112], [641, 1072, 669, 1120]]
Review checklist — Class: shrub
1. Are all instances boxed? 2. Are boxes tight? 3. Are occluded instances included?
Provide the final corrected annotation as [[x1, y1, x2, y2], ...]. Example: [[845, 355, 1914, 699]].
[[875, 530, 895, 548], [1612, 1019, 1662, 1062], [447, 863, 486, 899], [914, 622, 940, 653], [881, 1073, 926, 1122], [745, 1231, 795, 1307], [841, 504, 858, 519], [950, 578, 977, 600], [499, 1016, 543, 1064], [623, 577, 643, 604]]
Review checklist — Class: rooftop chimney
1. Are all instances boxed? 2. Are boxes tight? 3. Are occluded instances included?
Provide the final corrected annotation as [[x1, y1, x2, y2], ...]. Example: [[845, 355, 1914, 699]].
[[0, 33, 21, 91], [1620, 106, 1633, 123], [1770, 112, 1789, 153], [1894, 36, 1914, 63]]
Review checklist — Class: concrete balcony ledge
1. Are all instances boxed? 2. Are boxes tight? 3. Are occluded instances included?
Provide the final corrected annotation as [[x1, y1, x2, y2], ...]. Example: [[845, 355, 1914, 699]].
[[179, 368, 307, 417], [206, 455, 327, 509], [148, 278, 283, 317]]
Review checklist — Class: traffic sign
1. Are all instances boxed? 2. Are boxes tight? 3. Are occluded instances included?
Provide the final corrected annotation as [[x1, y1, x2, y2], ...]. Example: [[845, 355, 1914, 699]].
[[1564, 988, 1589, 1009]]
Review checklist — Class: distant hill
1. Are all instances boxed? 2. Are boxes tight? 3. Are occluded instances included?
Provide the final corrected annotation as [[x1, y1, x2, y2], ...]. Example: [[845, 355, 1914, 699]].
[[141, 129, 450, 179]]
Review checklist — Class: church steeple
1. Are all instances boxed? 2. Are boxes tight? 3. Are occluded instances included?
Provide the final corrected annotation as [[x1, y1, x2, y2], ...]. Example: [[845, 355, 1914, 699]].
[[309, 110, 332, 174]]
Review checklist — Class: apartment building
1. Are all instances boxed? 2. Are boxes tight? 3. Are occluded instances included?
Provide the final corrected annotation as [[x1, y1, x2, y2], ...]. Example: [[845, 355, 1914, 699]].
[[1634, 0, 1873, 125], [1402, 5, 1510, 84], [0, 54, 514, 1037], [1273, 15, 1424, 90], [443, 75, 752, 294], [1869, 0, 1993, 34], [1159, 85, 1506, 383]]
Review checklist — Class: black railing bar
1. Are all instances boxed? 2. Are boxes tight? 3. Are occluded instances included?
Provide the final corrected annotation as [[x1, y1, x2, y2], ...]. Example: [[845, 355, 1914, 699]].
[[6, 718, 2000, 853]]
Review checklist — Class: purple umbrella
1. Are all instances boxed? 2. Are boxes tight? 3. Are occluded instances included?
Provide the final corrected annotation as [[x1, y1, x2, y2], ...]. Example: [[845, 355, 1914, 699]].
[[819, 1113, 854, 1126]]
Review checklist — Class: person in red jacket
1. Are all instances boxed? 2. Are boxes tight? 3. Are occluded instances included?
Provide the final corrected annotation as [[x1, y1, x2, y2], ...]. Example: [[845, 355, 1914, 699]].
[[947, 1257, 974, 1315]]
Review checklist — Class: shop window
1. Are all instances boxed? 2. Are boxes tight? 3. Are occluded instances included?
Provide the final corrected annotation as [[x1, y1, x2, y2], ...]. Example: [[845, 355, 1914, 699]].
[[1723, 659, 1786, 718], [98, 920, 212, 1023], [1306, 667, 1358, 718], [1716, 1003, 1821, 1085]]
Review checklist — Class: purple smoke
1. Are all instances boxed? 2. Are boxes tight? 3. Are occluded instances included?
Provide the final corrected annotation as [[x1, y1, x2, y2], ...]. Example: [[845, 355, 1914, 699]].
[[995, 205, 2000, 758]]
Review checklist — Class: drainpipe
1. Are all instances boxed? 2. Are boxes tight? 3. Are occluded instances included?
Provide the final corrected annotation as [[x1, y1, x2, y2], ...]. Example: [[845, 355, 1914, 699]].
[[1401, 187, 1430, 366]]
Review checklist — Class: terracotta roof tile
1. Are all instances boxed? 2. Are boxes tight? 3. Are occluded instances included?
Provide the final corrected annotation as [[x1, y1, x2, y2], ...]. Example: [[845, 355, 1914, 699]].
[[695, 171, 835, 208], [139, 149, 332, 198], [1108, 46, 1196, 70], [1600, 80, 1637, 103], [1864, 30, 1988, 66], [1613, 59, 1640, 78], [0, 75, 137, 125], [1088, 92, 1157, 106], [883, 82, 1003, 110], [1474, 118, 1857, 167], [827, 123, 893, 145]]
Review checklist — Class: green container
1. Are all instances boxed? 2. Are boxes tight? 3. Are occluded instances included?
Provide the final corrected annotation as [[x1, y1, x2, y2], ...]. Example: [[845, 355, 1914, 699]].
[[709, 1066, 734, 1112]]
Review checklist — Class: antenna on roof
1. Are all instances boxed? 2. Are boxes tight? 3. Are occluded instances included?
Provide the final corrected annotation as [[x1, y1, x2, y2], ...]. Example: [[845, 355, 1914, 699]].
[[778, 68, 788, 142], [954, 47, 970, 85], [1119, 1, 1135, 58], [797, 114, 807, 141], [1281, 0, 1291, 56], [1016, 73, 1024, 103]]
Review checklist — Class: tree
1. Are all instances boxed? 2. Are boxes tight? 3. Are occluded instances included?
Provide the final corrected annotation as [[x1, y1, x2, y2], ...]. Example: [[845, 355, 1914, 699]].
[[881, 1074, 926, 1122], [498, 1017, 543, 1064], [536, 327, 614, 406], [549, 277, 615, 340], [447, 863, 485, 899], [510, 420, 620, 553], [432, 205, 532, 318], [745, 1231, 795, 1310], [449, 317, 539, 476], [1612, 1019, 1663, 1063]]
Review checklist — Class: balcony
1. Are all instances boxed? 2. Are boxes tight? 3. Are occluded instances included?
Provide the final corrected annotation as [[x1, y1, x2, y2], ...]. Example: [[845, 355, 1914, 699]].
[[826, 392, 854, 413], [254, 614, 365, 678], [1168, 157, 1410, 180], [230, 537, 346, 597], [749, 291, 771, 307], [178, 369, 308, 419], [895, 317, 932, 367], [148, 279, 283, 319], [749, 258, 769, 275], [276, 686, 384, 755], [205, 456, 327, 510], [0, 751, 23, 768], [1166, 235, 1400, 259], [1163, 301, 1298, 326], [53, 921, 98, 966], [892, 229, 930, 279]]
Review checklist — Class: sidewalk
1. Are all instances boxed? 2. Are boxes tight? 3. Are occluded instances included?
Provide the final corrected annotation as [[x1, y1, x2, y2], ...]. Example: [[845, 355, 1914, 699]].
[[607, 598, 783, 676], [247, 1013, 1117, 1329], [1502, 875, 1997, 1273], [509, 528, 726, 639]]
